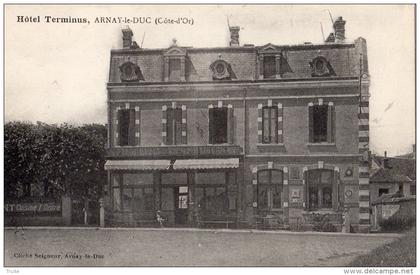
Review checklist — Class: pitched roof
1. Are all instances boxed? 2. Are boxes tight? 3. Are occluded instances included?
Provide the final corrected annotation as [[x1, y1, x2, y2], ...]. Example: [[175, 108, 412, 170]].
[[372, 193, 415, 205], [370, 167, 412, 183], [373, 156, 416, 181]]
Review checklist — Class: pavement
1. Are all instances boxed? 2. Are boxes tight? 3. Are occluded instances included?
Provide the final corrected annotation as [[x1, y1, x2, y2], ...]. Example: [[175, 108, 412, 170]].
[[4, 227, 401, 267]]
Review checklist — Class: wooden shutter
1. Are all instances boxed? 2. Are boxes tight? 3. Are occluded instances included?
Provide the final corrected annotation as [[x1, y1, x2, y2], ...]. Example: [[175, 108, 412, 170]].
[[304, 171, 309, 210], [332, 171, 339, 211], [174, 108, 182, 145], [128, 109, 136, 146], [117, 110, 123, 146], [208, 108, 214, 144], [271, 107, 278, 143], [308, 105, 314, 143], [166, 108, 174, 145], [227, 106, 234, 144], [327, 105, 335, 143]]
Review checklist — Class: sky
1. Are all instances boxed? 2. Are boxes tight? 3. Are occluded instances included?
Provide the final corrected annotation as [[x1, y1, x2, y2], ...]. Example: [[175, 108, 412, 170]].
[[4, 5, 415, 156]]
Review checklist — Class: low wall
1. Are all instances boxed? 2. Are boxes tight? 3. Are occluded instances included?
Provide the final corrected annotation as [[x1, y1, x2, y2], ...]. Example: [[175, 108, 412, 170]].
[[5, 196, 72, 227]]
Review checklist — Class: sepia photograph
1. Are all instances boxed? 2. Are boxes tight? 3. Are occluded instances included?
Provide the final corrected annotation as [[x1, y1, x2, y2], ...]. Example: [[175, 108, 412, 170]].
[[3, 4, 416, 270]]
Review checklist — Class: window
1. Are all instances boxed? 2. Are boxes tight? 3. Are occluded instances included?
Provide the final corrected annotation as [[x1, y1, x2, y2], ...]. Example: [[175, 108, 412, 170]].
[[262, 106, 278, 143], [169, 59, 181, 81], [112, 173, 155, 217], [306, 169, 335, 210], [209, 107, 227, 144], [118, 109, 136, 146], [379, 188, 389, 197], [263, 56, 276, 79], [166, 107, 182, 145], [195, 172, 230, 217], [309, 103, 335, 143], [257, 169, 283, 211], [313, 105, 328, 142]]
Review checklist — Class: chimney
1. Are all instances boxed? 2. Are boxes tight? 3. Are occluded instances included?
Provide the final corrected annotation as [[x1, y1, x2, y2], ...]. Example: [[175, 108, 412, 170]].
[[122, 27, 133, 49], [333, 16, 346, 42], [325, 33, 335, 43], [383, 151, 391, 169], [229, 26, 240, 47]]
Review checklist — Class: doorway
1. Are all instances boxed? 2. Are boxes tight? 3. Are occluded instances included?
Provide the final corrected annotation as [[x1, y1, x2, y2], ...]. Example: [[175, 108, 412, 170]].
[[175, 186, 189, 224]]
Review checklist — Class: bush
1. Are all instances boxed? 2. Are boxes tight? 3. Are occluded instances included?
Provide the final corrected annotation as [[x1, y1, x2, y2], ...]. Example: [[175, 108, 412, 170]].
[[380, 216, 415, 232], [312, 213, 337, 232]]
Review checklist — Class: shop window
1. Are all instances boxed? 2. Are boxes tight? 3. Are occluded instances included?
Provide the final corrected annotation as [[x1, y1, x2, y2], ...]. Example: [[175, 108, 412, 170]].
[[112, 173, 154, 214], [379, 188, 389, 197], [262, 106, 278, 143], [263, 56, 276, 79], [306, 169, 335, 210], [118, 109, 136, 146], [169, 59, 181, 81], [257, 169, 283, 211], [209, 107, 228, 144], [196, 172, 228, 217], [309, 104, 335, 143], [166, 107, 183, 145]]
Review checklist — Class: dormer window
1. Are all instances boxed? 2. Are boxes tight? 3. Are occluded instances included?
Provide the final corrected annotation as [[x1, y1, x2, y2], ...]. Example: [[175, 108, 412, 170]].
[[169, 59, 181, 81], [258, 44, 293, 80], [263, 56, 276, 79], [119, 62, 144, 82], [163, 44, 187, 82], [210, 59, 235, 80], [309, 56, 336, 77]]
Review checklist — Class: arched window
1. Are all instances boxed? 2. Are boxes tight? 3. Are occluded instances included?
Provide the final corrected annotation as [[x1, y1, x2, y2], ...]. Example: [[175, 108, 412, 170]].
[[306, 169, 335, 210], [257, 169, 283, 211]]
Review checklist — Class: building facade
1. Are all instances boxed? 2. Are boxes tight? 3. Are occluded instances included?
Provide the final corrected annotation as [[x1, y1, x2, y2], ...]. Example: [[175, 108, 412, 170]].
[[104, 17, 371, 232]]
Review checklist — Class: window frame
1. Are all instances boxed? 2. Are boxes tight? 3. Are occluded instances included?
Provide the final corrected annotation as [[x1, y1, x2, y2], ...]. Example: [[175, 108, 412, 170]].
[[308, 102, 335, 144], [117, 108, 136, 146], [312, 105, 328, 143], [166, 107, 183, 145], [257, 169, 284, 211], [209, 105, 234, 145], [112, 173, 155, 213], [305, 169, 337, 211], [263, 55, 277, 79], [262, 106, 279, 144]]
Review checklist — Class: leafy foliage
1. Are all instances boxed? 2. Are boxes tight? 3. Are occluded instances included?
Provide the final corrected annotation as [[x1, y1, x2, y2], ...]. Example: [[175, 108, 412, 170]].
[[380, 216, 415, 232], [5, 121, 107, 201], [311, 213, 337, 232]]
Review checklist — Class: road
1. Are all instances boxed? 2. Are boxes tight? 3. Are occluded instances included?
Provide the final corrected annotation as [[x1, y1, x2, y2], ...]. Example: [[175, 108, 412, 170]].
[[4, 227, 400, 267]]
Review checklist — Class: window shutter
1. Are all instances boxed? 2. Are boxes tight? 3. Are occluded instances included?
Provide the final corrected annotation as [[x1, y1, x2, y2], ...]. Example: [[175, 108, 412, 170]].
[[128, 109, 136, 146], [327, 105, 335, 143], [332, 171, 339, 211], [166, 108, 174, 145], [304, 171, 309, 210], [117, 110, 123, 146], [271, 107, 278, 143], [308, 105, 314, 143], [208, 108, 214, 144], [175, 108, 182, 145], [227, 106, 234, 144]]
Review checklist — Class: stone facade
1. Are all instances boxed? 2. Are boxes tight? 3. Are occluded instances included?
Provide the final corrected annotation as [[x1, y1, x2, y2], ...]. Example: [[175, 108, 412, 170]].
[[104, 18, 371, 232]]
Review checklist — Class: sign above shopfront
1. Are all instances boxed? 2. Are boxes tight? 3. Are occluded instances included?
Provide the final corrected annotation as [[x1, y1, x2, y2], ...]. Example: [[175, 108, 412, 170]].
[[107, 145, 243, 158]]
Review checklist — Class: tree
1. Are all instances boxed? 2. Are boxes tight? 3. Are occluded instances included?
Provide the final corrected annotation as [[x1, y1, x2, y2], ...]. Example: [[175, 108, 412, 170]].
[[4, 122, 107, 205]]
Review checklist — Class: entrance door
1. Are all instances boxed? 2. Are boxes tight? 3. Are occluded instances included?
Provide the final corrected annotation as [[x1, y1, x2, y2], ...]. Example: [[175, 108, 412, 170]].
[[175, 186, 189, 224]]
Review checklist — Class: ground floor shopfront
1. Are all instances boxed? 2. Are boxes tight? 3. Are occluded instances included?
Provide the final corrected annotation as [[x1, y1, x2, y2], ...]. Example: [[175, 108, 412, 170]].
[[104, 156, 369, 232], [104, 158, 240, 227]]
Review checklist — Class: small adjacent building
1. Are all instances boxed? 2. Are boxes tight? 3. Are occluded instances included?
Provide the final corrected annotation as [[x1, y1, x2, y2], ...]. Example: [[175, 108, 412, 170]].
[[370, 151, 416, 202], [103, 17, 371, 232]]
